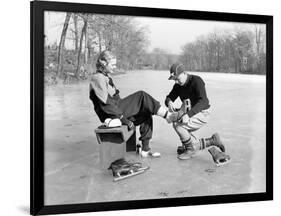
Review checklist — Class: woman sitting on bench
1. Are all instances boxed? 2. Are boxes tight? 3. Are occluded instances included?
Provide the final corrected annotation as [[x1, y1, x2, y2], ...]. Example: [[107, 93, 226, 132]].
[[89, 50, 179, 158]]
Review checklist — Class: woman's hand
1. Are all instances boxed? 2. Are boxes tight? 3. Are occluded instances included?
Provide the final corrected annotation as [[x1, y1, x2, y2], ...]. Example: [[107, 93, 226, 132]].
[[127, 121, 135, 131], [168, 101, 176, 112], [120, 116, 135, 131]]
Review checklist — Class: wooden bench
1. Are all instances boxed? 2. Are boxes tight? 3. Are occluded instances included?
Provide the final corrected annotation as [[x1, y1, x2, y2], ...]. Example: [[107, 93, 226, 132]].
[[95, 125, 136, 169]]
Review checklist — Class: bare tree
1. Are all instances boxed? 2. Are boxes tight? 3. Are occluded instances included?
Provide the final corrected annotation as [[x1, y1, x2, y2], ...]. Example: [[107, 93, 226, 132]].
[[254, 25, 265, 73], [75, 14, 88, 78], [84, 20, 89, 64], [57, 12, 71, 78], [73, 14, 79, 52]]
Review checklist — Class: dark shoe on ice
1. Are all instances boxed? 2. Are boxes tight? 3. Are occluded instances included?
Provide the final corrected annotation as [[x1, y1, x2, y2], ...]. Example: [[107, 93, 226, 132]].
[[177, 144, 196, 160]]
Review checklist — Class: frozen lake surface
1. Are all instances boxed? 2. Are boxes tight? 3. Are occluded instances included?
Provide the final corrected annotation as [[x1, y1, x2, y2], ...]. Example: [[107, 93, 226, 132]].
[[44, 70, 266, 205]]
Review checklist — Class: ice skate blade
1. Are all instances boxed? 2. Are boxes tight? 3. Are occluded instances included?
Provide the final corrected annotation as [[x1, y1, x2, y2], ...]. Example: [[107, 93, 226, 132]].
[[215, 158, 231, 167], [113, 169, 145, 182]]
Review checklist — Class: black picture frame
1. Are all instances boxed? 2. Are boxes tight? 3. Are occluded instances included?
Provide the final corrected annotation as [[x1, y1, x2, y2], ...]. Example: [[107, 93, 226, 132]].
[[31, 0, 273, 215]]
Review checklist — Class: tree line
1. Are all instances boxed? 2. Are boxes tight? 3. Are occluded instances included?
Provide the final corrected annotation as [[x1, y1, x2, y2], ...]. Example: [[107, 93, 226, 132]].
[[178, 26, 266, 74], [45, 13, 266, 85]]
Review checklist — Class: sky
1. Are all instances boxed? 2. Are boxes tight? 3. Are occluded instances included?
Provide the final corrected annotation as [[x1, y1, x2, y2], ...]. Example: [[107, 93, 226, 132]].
[[45, 12, 261, 55], [134, 16, 251, 54]]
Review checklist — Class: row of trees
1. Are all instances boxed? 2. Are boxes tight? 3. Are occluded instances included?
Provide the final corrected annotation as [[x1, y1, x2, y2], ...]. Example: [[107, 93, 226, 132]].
[[45, 12, 266, 84], [178, 26, 266, 74], [139, 48, 178, 70], [45, 12, 149, 80]]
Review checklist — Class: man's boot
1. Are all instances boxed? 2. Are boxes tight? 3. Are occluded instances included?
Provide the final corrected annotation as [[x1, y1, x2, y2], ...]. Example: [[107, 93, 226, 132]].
[[200, 133, 225, 152], [208, 147, 231, 166], [177, 143, 196, 160]]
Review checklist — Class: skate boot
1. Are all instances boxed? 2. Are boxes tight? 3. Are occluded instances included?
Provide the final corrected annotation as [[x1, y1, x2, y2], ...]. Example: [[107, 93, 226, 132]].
[[108, 158, 149, 181], [202, 133, 225, 152], [108, 158, 131, 177], [177, 143, 196, 160], [208, 147, 231, 166]]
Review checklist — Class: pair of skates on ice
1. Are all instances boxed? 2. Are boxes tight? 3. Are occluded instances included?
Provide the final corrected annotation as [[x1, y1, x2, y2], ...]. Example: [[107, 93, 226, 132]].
[[108, 158, 150, 182], [108, 136, 231, 182], [108, 145, 230, 182]]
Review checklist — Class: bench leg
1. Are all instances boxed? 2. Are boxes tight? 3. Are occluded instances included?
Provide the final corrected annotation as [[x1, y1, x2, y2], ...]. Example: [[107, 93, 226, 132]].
[[126, 130, 136, 152]]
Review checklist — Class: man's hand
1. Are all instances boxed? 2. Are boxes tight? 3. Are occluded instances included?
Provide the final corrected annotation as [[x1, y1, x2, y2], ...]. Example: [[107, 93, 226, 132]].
[[168, 101, 176, 112], [180, 114, 190, 123], [166, 112, 180, 123]]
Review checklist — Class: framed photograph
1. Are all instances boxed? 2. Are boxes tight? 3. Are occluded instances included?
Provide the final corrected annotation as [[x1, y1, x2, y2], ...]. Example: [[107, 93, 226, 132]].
[[31, 0, 273, 215]]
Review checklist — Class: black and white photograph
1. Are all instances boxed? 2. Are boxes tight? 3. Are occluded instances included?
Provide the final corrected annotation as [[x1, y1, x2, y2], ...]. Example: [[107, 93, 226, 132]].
[[30, 1, 273, 215], [44, 11, 267, 203]]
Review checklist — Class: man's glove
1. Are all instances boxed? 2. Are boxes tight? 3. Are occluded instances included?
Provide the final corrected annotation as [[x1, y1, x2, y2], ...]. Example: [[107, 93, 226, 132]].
[[120, 116, 135, 131], [166, 111, 184, 123]]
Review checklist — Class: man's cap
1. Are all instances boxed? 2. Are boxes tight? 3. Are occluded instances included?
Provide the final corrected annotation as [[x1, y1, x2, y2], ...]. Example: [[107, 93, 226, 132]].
[[168, 63, 185, 80]]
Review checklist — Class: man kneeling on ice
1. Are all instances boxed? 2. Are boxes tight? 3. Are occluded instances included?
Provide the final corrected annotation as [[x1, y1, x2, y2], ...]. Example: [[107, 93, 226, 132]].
[[165, 63, 230, 166]]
